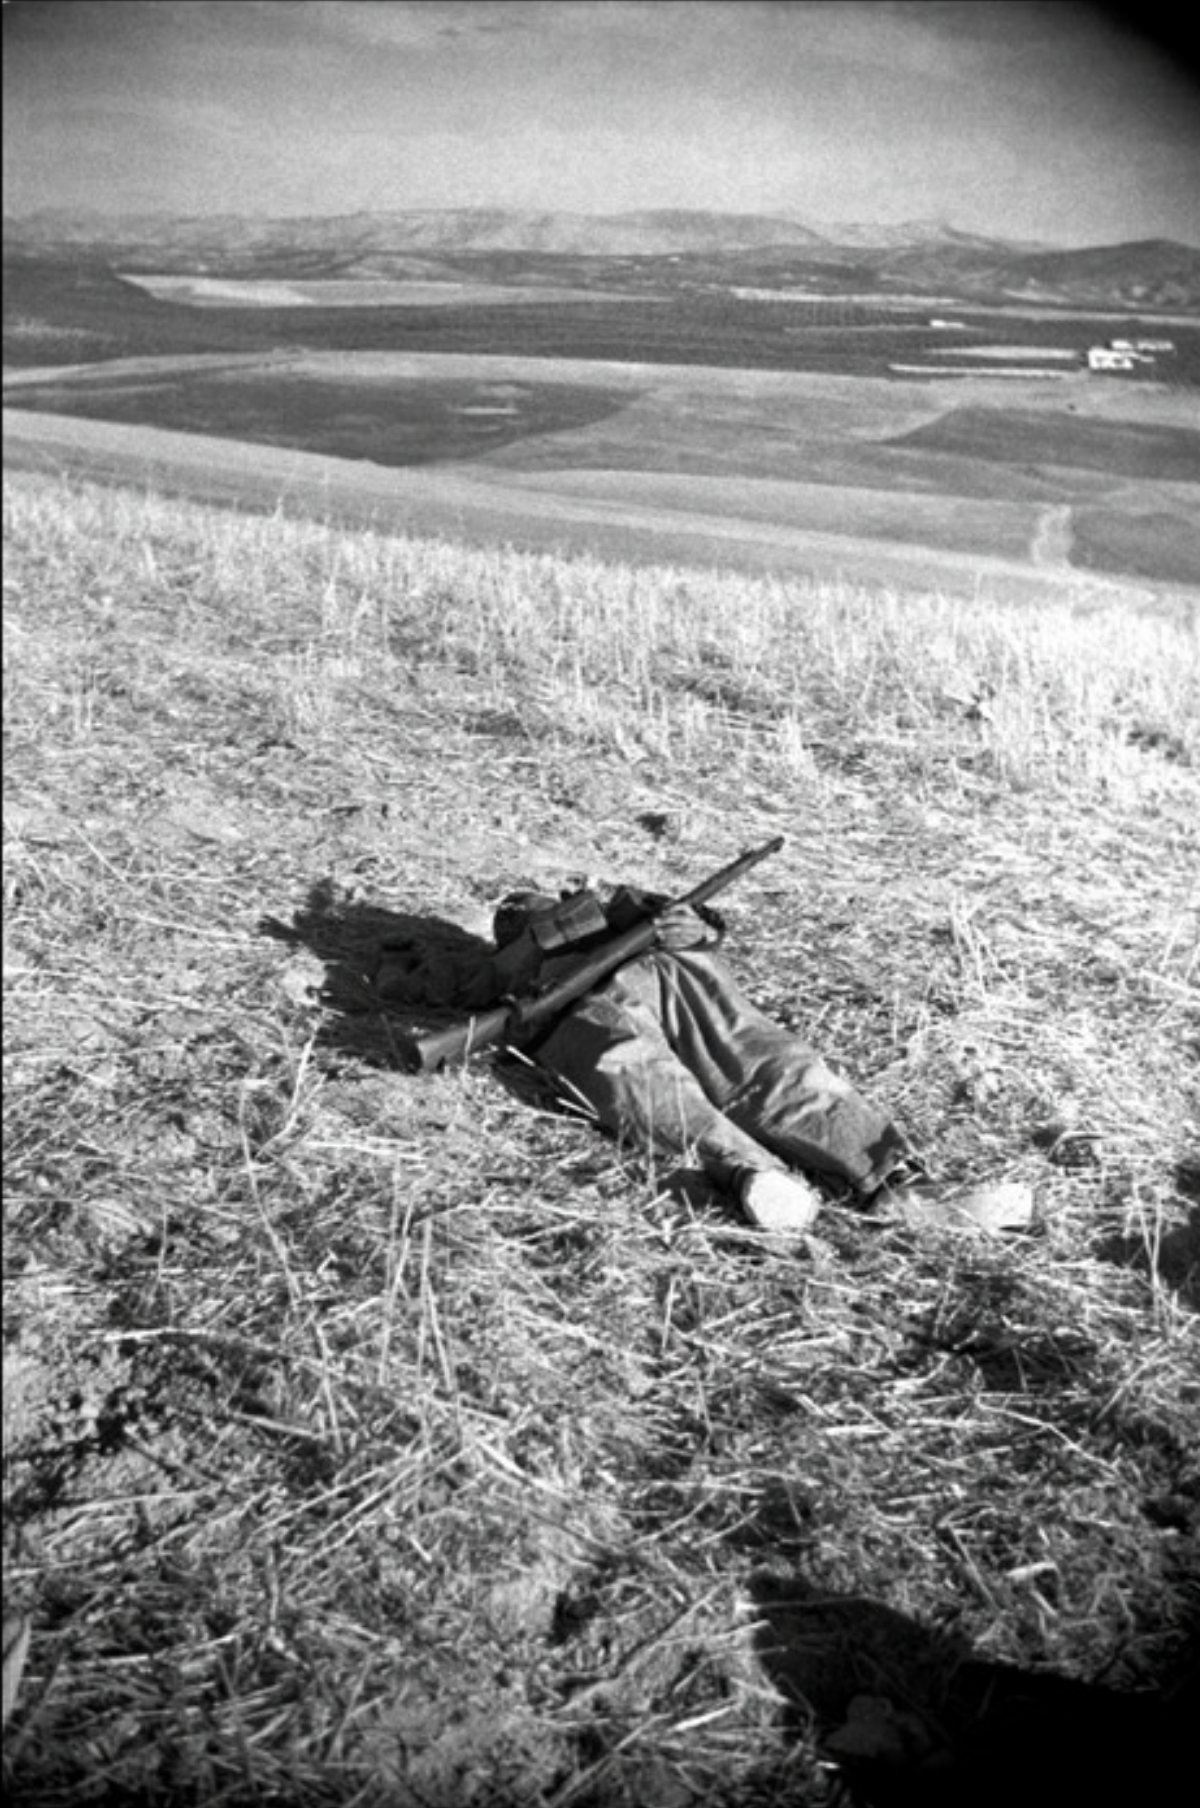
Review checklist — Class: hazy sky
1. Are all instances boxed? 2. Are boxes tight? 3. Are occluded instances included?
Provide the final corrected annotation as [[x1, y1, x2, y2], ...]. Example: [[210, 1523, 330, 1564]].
[[4, 0, 1199, 245]]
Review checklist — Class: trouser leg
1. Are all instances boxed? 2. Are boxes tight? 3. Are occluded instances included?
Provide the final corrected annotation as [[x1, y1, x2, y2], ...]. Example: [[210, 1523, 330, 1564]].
[[530, 961, 784, 1189], [651, 952, 910, 1195]]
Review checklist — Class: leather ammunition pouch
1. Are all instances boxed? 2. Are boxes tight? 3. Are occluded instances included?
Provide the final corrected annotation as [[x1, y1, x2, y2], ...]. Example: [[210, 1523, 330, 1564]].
[[529, 891, 611, 952]]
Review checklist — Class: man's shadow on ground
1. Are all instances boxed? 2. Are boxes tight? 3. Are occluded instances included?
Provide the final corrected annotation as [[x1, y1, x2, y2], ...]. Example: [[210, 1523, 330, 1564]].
[[750, 1571, 1196, 1808], [260, 876, 498, 1068], [260, 877, 590, 1120]]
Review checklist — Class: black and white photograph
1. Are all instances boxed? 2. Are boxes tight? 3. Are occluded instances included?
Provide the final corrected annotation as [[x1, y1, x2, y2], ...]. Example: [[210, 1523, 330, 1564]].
[[4, 5, 1198, 1803]]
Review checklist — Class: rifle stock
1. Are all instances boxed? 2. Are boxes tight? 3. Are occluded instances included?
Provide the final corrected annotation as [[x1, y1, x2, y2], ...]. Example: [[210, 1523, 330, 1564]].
[[400, 834, 784, 1073], [394, 1005, 514, 1075]]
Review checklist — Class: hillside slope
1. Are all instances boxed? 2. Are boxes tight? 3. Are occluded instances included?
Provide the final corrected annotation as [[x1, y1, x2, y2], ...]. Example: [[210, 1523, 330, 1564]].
[[4, 471, 1198, 1805]]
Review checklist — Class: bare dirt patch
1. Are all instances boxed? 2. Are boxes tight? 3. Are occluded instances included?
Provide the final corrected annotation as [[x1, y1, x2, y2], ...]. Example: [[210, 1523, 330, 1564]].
[[121, 273, 320, 307], [1031, 502, 1075, 568], [122, 273, 661, 308]]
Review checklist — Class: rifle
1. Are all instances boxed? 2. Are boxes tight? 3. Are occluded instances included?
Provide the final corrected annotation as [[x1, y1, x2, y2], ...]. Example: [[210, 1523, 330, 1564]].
[[399, 834, 784, 1074]]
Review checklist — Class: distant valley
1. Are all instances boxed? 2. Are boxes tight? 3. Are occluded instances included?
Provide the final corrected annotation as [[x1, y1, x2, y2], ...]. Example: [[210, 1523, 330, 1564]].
[[4, 207, 1198, 595]]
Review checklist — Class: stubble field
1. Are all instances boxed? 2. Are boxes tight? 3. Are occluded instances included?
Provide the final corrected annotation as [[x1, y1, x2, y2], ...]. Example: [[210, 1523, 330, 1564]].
[[3, 469, 1198, 1807]]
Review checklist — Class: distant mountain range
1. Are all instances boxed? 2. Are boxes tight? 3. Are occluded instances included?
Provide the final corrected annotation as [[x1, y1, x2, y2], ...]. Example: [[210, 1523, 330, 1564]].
[[6, 208, 1199, 311], [5, 206, 1011, 256]]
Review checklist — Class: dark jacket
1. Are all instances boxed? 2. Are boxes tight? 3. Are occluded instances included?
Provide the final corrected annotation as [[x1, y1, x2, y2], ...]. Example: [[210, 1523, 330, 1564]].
[[376, 887, 719, 1013]]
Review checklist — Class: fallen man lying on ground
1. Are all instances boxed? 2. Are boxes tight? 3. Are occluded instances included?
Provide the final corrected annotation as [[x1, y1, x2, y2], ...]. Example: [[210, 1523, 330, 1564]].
[[376, 880, 1033, 1237]]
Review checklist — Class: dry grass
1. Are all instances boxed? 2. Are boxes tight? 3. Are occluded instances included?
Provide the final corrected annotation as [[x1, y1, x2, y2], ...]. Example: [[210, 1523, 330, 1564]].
[[3, 469, 1198, 1806]]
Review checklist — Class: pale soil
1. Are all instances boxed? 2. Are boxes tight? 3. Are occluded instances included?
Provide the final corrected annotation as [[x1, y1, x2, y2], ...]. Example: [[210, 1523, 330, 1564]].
[[924, 345, 1082, 360], [2, 350, 306, 390], [889, 364, 1077, 378], [121, 274, 320, 307], [1031, 503, 1076, 568], [120, 273, 663, 308]]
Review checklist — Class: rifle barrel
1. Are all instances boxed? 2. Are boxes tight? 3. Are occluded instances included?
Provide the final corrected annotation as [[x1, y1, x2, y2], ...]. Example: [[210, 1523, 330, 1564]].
[[678, 834, 784, 911]]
